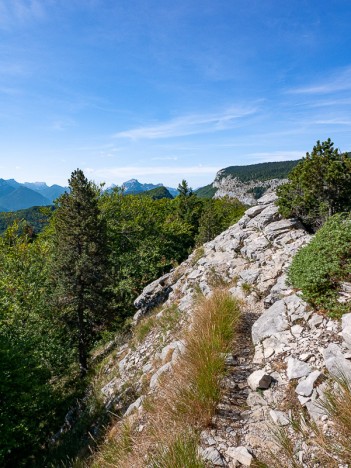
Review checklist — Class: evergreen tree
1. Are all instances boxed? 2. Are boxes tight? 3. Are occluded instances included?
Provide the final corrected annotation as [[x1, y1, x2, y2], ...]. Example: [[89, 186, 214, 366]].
[[276, 139, 351, 231], [52, 169, 111, 376]]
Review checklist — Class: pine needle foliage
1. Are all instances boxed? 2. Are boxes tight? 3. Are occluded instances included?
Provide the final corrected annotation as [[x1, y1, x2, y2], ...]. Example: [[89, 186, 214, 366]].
[[277, 139, 351, 232], [52, 169, 112, 376]]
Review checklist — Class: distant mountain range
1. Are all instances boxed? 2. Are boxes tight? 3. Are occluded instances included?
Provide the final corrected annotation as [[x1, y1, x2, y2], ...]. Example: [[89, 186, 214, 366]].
[[118, 179, 178, 197], [0, 178, 179, 212], [0, 161, 301, 213], [0, 179, 68, 212]]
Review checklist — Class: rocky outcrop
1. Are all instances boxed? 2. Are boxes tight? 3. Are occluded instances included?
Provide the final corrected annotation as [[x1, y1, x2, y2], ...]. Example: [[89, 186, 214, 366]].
[[96, 192, 351, 467], [213, 174, 286, 205]]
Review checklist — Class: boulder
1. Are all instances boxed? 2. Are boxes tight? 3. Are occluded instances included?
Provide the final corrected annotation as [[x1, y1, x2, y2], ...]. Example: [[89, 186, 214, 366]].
[[133, 273, 173, 320], [252, 299, 289, 344]]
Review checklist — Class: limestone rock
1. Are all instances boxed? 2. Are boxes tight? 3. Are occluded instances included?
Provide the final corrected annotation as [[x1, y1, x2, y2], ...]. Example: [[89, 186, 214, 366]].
[[200, 447, 224, 466], [227, 446, 253, 466], [269, 410, 289, 426], [133, 273, 173, 320], [149, 362, 172, 389], [287, 358, 311, 380], [295, 370, 321, 397], [124, 396, 145, 417], [252, 299, 289, 344], [323, 343, 351, 381], [248, 370, 272, 390]]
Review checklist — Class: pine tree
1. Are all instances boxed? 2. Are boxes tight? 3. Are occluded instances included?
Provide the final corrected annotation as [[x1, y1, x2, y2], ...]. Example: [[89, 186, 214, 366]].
[[277, 139, 351, 231], [52, 169, 111, 376]]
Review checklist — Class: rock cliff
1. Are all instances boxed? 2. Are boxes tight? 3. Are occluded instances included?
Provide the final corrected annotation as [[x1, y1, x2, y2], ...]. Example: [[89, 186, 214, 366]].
[[97, 192, 351, 466]]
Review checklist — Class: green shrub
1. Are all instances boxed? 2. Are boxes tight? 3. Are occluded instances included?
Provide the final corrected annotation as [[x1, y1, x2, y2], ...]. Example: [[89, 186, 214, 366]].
[[288, 213, 351, 317]]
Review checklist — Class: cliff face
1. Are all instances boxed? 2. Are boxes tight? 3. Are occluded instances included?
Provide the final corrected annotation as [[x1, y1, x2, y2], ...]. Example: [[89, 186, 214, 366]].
[[96, 192, 351, 466], [213, 172, 286, 205]]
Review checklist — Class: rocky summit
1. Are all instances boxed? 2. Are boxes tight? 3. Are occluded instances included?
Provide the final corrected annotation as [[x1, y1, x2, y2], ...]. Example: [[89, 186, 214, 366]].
[[97, 191, 351, 466]]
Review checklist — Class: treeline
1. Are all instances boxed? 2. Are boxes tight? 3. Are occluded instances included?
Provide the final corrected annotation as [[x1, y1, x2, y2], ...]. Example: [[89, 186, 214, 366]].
[[220, 159, 300, 181], [0, 173, 245, 466]]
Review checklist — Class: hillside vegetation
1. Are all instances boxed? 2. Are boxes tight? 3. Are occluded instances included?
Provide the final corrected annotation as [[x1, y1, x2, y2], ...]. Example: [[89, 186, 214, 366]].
[[0, 205, 54, 235], [219, 160, 300, 182]]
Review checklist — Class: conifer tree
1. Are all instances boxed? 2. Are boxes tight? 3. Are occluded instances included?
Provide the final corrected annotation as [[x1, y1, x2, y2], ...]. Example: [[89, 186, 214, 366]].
[[277, 139, 351, 231], [52, 169, 111, 376]]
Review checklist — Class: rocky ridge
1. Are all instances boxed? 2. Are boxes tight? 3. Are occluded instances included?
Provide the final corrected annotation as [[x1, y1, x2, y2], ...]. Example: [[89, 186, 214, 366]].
[[98, 192, 351, 467]]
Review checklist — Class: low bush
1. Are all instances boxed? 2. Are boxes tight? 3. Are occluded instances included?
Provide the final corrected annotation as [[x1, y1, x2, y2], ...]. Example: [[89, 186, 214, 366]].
[[288, 213, 351, 317]]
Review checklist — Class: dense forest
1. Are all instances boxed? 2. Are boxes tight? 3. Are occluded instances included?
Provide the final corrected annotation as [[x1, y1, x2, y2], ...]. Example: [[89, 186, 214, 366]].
[[0, 172, 245, 466]]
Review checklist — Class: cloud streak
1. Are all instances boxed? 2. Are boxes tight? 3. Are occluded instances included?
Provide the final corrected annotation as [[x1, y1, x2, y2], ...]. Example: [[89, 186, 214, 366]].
[[114, 106, 258, 140], [288, 66, 351, 95]]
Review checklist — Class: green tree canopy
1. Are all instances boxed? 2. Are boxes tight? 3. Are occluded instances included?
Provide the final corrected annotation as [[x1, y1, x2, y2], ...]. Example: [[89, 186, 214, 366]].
[[276, 139, 351, 231]]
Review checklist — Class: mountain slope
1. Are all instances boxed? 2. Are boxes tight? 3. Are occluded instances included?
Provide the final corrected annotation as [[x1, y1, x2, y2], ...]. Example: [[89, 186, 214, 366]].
[[0, 187, 51, 211], [140, 186, 173, 199]]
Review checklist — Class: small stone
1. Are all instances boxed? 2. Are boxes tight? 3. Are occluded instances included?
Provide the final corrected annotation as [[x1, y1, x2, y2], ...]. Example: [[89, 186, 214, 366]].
[[247, 392, 267, 407], [308, 314, 323, 328], [227, 446, 253, 466], [291, 324, 303, 336], [201, 447, 224, 466], [298, 395, 311, 405], [305, 399, 327, 422], [299, 353, 312, 362], [295, 370, 321, 397], [269, 410, 289, 426], [258, 374, 273, 389], [287, 358, 311, 380], [248, 370, 272, 390], [264, 347, 275, 358]]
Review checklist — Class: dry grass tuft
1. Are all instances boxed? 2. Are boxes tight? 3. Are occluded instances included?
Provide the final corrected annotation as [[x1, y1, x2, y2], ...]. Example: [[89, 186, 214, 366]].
[[90, 289, 241, 467]]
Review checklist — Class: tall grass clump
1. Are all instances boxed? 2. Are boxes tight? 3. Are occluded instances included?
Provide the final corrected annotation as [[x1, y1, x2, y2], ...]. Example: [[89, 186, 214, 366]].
[[169, 289, 241, 426], [89, 289, 241, 467], [148, 431, 205, 468]]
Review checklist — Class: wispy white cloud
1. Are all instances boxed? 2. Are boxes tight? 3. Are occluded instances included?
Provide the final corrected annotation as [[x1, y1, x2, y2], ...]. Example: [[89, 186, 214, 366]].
[[288, 66, 351, 95], [312, 119, 351, 126], [114, 106, 258, 140]]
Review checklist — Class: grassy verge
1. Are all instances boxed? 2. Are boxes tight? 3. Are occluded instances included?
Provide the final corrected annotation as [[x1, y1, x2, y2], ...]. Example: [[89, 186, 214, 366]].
[[90, 289, 241, 467]]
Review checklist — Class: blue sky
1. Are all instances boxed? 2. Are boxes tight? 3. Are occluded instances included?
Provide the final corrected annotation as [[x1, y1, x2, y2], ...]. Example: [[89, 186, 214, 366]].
[[1, 0, 351, 188]]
